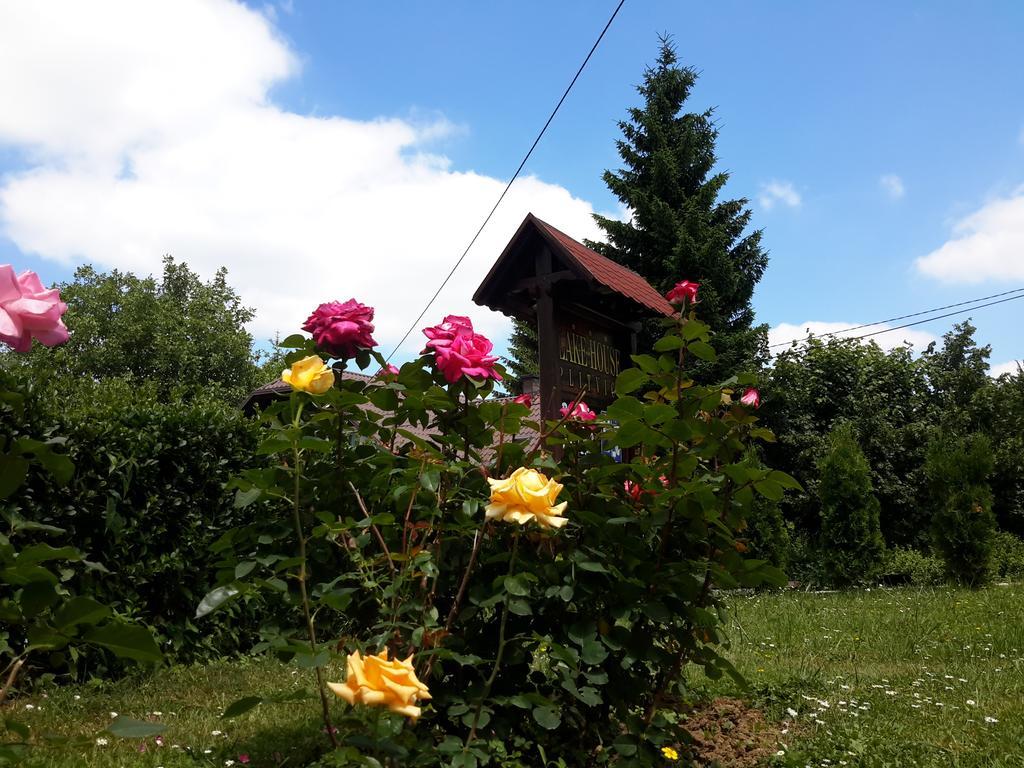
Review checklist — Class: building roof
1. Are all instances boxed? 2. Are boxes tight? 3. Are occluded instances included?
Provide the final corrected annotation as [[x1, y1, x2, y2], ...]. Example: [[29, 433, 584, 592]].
[[531, 216, 675, 317], [473, 213, 674, 320]]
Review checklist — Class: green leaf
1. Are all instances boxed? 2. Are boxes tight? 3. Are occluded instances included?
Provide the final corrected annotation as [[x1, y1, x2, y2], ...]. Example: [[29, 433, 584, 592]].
[[508, 598, 532, 616], [19, 580, 60, 617], [581, 638, 608, 665], [0, 455, 29, 499], [234, 487, 261, 508], [687, 340, 717, 362], [105, 716, 165, 738], [221, 696, 263, 719], [504, 574, 531, 596], [84, 624, 162, 664], [17, 543, 82, 566], [652, 335, 683, 352], [532, 706, 561, 730], [605, 396, 645, 422], [420, 468, 441, 493], [3, 717, 30, 741], [53, 596, 111, 629], [279, 333, 308, 348], [768, 470, 802, 490], [754, 479, 784, 501], [615, 368, 649, 395], [234, 561, 257, 579], [196, 585, 240, 618]]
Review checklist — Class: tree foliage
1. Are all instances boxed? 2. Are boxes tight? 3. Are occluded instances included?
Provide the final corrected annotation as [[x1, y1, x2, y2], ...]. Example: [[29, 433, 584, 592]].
[[6, 256, 262, 402], [925, 431, 996, 587], [817, 422, 885, 586], [588, 37, 769, 379]]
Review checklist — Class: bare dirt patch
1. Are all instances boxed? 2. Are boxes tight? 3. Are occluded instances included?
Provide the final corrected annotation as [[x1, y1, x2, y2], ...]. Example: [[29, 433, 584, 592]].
[[680, 698, 782, 767]]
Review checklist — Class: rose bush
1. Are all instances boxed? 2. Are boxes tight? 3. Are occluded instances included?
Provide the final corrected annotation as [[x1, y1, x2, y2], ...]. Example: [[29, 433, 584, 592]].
[[201, 291, 792, 766]]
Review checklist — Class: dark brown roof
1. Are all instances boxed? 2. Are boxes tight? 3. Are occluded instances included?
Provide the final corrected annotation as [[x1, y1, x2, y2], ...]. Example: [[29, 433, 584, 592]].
[[531, 217, 675, 317], [473, 213, 674, 320]]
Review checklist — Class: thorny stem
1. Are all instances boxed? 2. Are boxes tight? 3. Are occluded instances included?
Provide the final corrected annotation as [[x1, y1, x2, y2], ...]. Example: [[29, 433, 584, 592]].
[[291, 439, 338, 748], [0, 657, 25, 708], [525, 387, 588, 462], [466, 533, 520, 745], [349, 482, 396, 573]]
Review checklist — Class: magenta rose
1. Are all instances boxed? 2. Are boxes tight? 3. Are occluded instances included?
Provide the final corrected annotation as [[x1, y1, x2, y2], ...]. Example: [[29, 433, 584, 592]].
[[433, 330, 502, 384], [513, 394, 532, 408], [422, 314, 473, 354], [740, 387, 761, 408], [560, 401, 596, 422], [0, 265, 69, 352], [302, 299, 377, 360], [666, 279, 699, 305]]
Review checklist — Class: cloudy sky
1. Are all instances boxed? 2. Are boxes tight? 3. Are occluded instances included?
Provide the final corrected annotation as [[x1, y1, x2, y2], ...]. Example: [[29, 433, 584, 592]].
[[1, 1, 1023, 371]]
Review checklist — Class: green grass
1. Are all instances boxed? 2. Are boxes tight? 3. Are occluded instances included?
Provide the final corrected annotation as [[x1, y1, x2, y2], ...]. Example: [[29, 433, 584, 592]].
[[692, 585, 1024, 767], [3, 586, 1023, 767]]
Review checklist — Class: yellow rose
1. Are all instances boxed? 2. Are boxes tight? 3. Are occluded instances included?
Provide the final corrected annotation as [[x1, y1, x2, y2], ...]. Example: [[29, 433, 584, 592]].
[[281, 355, 335, 394], [485, 467, 568, 529], [327, 649, 432, 720]]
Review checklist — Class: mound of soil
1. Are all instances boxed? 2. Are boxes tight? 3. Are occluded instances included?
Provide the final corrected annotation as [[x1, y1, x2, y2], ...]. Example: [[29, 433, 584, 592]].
[[680, 698, 782, 767]]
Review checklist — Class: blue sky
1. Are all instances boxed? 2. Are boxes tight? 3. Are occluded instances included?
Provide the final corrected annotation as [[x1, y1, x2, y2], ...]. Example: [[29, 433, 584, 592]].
[[2, 1, 1023, 370]]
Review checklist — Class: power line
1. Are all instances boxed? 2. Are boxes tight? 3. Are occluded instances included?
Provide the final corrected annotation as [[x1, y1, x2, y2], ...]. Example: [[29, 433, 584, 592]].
[[772, 291, 1024, 351], [385, 0, 627, 362]]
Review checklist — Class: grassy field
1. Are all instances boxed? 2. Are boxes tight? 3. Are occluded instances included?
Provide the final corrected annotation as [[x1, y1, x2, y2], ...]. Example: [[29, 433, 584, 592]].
[[3, 586, 1022, 767], [695, 585, 1024, 767]]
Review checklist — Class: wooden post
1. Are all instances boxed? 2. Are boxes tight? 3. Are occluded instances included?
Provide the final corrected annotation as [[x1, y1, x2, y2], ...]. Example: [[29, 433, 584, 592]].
[[535, 246, 561, 422]]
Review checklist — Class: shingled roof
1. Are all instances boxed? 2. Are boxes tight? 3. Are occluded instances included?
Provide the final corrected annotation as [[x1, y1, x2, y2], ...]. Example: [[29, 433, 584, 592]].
[[473, 213, 674, 320], [531, 216, 675, 317]]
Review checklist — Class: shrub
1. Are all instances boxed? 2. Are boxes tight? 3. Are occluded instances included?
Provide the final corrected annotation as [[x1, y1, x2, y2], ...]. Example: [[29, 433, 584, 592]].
[[744, 495, 791, 575], [817, 422, 885, 586], [989, 530, 1024, 582], [925, 431, 996, 587], [203, 303, 793, 765], [7, 374, 264, 664], [882, 547, 945, 587]]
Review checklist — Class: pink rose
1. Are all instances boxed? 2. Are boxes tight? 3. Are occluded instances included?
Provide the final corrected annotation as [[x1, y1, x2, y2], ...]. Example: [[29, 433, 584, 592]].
[[624, 480, 643, 502], [422, 314, 473, 353], [740, 387, 761, 408], [513, 393, 532, 408], [666, 280, 699, 305], [302, 299, 377, 360], [0, 266, 69, 352], [238, 755, 251, 765], [378, 363, 400, 377], [433, 329, 502, 383], [560, 401, 596, 422]]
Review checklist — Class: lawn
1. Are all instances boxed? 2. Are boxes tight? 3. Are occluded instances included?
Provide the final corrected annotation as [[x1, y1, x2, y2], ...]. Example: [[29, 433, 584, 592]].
[[4, 586, 1022, 767]]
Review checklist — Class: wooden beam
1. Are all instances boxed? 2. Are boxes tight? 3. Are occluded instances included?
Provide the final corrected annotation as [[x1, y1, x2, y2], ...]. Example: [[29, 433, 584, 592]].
[[535, 246, 561, 422], [512, 269, 576, 292]]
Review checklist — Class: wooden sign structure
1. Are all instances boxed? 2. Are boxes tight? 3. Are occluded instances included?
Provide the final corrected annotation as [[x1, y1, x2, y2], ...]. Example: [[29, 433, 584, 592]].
[[474, 213, 674, 420]]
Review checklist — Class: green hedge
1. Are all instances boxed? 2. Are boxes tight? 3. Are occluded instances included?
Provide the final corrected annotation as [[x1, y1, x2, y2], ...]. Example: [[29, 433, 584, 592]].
[[2, 371, 265, 665]]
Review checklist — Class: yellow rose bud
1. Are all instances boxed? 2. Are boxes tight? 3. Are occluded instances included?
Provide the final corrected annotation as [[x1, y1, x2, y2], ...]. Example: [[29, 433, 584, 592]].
[[281, 355, 335, 394], [327, 649, 432, 721], [485, 467, 568, 529]]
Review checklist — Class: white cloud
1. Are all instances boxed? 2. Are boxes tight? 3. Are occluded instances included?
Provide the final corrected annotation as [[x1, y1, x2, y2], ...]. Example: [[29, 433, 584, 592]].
[[915, 190, 1024, 282], [0, 0, 603, 358], [757, 180, 801, 210], [991, 360, 1022, 378], [879, 173, 905, 200], [768, 321, 937, 355]]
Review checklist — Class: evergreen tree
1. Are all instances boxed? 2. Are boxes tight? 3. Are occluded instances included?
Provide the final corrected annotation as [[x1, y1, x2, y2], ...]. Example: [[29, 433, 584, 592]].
[[504, 320, 539, 386], [925, 431, 996, 587], [590, 37, 768, 378], [817, 422, 885, 586]]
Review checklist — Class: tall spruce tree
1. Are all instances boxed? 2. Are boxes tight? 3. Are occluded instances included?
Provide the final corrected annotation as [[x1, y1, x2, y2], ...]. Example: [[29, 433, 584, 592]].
[[591, 37, 768, 378], [505, 37, 768, 383]]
